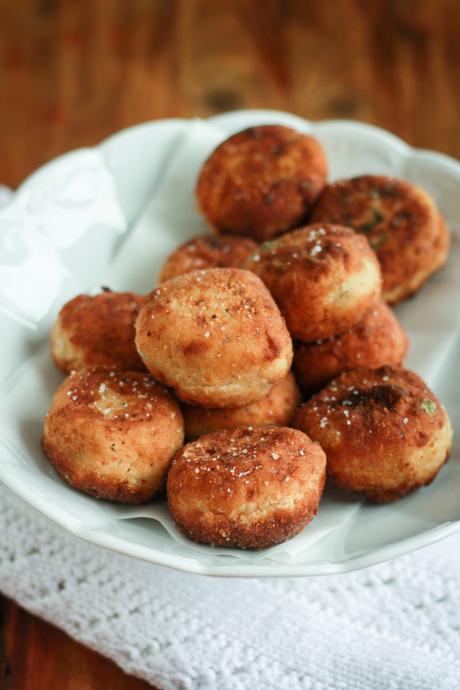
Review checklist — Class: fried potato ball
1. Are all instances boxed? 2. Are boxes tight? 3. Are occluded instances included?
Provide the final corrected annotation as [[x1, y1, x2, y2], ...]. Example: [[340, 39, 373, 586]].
[[183, 371, 301, 440], [50, 290, 146, 373], [196, 125, 328, 242], [167, 426, 326, 549], [293, 302, 408, 393], [42, 368, 184, 504], [293, 365, 452, 503], [310, 175, 449, 304], [158, 234, 258, 284], [242, 224, 382, 341], [135, 268, 293, 409]]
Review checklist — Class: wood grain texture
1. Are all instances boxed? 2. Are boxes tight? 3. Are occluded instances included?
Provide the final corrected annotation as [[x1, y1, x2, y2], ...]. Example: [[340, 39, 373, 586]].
[[1, 598, 151, 690], [1, 0, 460, 688], [1, 0, 460, 189]]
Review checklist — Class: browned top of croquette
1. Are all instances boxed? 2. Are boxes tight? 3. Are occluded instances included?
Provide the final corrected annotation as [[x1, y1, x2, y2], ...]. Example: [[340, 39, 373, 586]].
[[47, 368, 182, 425], [50, 290, 146, 373], [294, 365, 447, 455], [158, 234, 258, 284], [196, 125, 327, 241]]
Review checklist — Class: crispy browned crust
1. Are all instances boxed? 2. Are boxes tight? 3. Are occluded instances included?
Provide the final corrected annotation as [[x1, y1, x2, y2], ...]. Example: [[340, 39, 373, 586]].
[[172, 502, 320, 550], [42, 368, 184, 504], [183, 372, 301, 440], [50, 290, 146, 373], [196, 125, 328, 242], [293, 302, 409, 393], [391, 213, 451, 304], [135, 268, 293, 408], [242, 223, 382, 341], [293, 365, 452, 503], [167, 426, 326, 549], [158, 234, 258, 284], [362, 454, 450, 503], [310, 175, 449, 304]]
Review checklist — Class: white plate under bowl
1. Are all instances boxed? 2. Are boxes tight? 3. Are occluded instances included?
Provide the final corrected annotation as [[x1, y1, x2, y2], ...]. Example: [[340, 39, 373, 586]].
[[0, 109, 459, 577]]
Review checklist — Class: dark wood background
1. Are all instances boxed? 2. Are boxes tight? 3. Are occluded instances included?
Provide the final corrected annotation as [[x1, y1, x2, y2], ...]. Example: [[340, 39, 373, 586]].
[[1, 0, 459, 687]]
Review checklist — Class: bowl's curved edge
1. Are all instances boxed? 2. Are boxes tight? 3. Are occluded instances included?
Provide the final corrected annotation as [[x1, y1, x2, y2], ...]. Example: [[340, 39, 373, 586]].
[[2, 439, 460, 578]]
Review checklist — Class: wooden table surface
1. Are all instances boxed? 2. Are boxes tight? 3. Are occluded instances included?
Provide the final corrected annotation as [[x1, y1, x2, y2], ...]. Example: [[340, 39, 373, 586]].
[[1, 0, 459, 687]]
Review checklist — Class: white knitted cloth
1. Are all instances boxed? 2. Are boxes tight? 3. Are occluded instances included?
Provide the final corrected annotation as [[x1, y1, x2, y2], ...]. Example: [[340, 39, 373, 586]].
[[2, 482, 460, 690]]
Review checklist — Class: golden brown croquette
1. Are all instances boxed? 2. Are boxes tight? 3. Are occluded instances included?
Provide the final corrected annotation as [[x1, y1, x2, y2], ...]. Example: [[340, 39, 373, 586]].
[[158, 234, 258, 284], [196, 125, 328, 241], [243, 224, 381, 341], [311, 175, 449, 304], [167, 426, 326, 549], [135, 268, 293, 409], [293, 365, 452, 502], [293, 302, 408, 393], [42, 368, 184, 504], [50, 290, 146, 373], [183, 372, 301, 440]]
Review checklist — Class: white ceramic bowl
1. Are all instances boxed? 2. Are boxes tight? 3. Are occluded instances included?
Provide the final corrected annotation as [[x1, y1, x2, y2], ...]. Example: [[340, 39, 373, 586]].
[[0, 109, 459, 577]]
